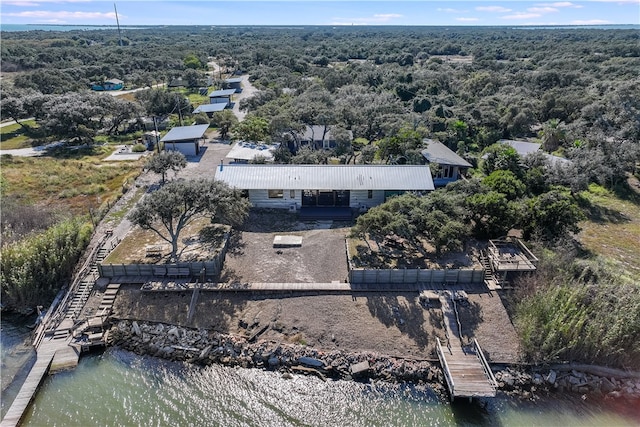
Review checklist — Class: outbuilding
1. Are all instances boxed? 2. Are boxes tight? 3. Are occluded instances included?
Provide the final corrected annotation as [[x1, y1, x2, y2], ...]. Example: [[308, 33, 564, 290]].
[[160, 124, 209, 157], [223, 77, 243, 93], [215, 164, 434, 216], [193, 103, 227, 116], [208, 88, 236, 106], [421, 139, 472, 187]]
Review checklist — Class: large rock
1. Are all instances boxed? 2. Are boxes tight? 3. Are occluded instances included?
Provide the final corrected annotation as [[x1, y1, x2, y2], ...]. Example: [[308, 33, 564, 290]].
[[351, 361, 370, 376], [546, 370, 557, 385], [132, 321, 142, 337]]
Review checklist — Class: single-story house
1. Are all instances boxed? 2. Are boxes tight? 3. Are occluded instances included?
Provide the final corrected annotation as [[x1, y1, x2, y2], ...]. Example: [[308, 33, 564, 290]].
[[498, 139, 572, 167], [223, 77, 243, 93], [91, 79, 123, 91], [499, 139, 541, 157], [209, 88, 236, 106], [215, 164, 434, 210], [226, 142, 279, 163], [160, 124, 209, 157], [294, 125, 352, 150], [421, 139, 472, 187], [193, 103, 227, 116]]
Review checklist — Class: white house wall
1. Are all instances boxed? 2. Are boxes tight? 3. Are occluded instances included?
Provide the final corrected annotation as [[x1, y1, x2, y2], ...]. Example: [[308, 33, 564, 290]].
[[166, 142, 197, 157], [349, 190, 385, 209], [248, 189, 302, 209]]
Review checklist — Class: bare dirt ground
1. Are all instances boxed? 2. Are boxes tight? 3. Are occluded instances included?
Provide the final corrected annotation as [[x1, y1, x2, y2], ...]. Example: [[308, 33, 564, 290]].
[[108, 208, 521, 363], [221, 210, 350, 284], [111, 284, 521, 362]]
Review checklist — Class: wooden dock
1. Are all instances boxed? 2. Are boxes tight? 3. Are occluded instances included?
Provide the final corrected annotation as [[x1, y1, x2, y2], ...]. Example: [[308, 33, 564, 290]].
[[0, 335, 78, 427], [437, 292, 497, 401], [1, 235, 111, 426]]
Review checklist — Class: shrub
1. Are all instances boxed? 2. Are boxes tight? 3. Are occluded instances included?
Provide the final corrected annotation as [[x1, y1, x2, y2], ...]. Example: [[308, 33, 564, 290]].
[[131, 143, 147, 152], [1, 218, 92, 310]]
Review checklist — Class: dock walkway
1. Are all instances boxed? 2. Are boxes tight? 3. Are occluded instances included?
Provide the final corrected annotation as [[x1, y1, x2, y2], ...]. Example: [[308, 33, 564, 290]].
[[437, 292, 497, 401]]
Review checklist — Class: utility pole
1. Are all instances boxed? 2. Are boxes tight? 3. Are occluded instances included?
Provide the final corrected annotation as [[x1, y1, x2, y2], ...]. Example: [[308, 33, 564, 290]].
[[114, 3, 123, 47], [153, 116, 160, 153]]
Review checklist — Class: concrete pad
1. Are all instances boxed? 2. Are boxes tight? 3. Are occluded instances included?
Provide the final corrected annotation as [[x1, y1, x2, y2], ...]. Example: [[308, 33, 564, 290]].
[[273, 235, 303, 248]]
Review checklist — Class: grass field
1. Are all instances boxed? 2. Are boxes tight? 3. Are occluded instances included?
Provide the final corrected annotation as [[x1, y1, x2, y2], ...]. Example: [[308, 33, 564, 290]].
[[577, 182, 640, 282], [0, 120, 37, 150], [0, 146, 142, 215]]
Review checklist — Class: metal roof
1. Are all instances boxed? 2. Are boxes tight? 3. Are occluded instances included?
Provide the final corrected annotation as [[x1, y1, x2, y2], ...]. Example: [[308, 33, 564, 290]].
[[421, 140, 472, 168], [193, 103, 227, 114], [215, 165, 435, 191], [225, 77, 243, 84], [226, 142, 278, 162], [208, 89, 236, 97], [160, 124, 209, 142], [499, 139, 541, 157]]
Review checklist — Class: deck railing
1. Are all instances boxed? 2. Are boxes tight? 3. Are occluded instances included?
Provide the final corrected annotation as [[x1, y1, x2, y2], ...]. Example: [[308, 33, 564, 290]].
[[436, 338, 455, 401], [473, 338, 497, 390]]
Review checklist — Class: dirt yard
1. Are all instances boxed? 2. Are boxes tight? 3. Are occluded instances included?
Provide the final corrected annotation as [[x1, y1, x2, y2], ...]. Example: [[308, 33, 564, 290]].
[[220, 210, 350, 284]]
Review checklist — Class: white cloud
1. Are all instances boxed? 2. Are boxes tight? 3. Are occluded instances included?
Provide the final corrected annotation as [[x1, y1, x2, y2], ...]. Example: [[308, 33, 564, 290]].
[[502, 12, 544, 19], [5, 10, 119, 21], [536, 2, 583, 7], [437, 8, 468, 13], [456, 17, 480, 22], [2, 1, 41, 5], [572, 19, 612, 24], [331, 13, 403, 25], [589, 0, 639, 3], [528, 7, 559, 13], [476, 6, 513, 12]]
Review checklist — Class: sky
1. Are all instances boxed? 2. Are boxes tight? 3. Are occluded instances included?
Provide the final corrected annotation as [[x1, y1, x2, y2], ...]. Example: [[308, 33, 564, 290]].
[[1, 0, 639, 27]]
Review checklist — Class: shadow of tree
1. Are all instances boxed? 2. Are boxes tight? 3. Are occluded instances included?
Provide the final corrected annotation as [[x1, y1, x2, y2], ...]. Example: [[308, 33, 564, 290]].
[[457, 301, 483, 342], [191, 292, 247, 332], [365, 292, 431, 350], [577, 195, 631, 224], [226, 229, 245, 256], [240, 209, 300, 233], [219, 267, 243, 284]]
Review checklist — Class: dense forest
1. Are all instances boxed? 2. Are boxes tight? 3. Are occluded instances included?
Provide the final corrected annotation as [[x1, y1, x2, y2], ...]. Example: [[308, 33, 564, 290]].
[[1, 26, 639, 368]]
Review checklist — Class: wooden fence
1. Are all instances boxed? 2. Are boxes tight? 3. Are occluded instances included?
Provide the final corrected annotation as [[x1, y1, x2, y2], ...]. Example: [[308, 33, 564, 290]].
[[98, 235, 229, 280], [349, 268, 484, 285]]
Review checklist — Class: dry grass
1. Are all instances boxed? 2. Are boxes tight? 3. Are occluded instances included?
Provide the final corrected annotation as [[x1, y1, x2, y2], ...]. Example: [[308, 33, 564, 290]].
[[103, 218, 229, 264], [578, 182, 640, 282], [0, 120, 37, 149], [0, 149, 141, 215]]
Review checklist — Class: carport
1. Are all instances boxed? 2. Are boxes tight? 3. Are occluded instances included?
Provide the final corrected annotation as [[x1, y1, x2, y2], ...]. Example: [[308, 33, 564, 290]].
[[160, 124, 209, 157]]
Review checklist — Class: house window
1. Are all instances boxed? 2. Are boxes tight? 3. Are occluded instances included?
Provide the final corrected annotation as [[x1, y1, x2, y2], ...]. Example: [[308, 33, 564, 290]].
[[442, 166, 453, 179], [367, 190, 373, 199], [268, 189, 284, 199], [290, 190, 295, 198]]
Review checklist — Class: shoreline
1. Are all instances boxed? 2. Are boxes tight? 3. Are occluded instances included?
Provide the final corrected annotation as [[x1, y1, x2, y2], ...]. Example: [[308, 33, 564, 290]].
[[106, 319, 640, 402]]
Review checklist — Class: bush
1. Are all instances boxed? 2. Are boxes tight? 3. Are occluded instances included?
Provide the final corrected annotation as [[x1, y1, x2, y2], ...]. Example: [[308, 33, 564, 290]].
[[0, 218, 93, 310], [131, 143, 147, 152]]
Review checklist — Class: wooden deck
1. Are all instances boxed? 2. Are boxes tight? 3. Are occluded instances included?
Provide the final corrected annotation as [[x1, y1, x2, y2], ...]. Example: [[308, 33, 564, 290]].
[[437, 293, 497, 401]]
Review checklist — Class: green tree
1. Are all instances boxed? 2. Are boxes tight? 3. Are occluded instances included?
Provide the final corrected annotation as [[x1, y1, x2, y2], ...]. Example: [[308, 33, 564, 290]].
[[467, 191, 519, 238], [144, 151, 187, 184], [481, 143, 523, 177], [211, 109, 239, 140], [540, 119, 567, 152], [232, 116, 270, 142], [183, 53, 202, 69], [128, 179, 250, 262], [522, 189, 584, 242], [482, 170, 526, 200]]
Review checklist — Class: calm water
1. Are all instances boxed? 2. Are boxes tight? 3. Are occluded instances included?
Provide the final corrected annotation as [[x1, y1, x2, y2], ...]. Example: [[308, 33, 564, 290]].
[[2, 318, 639, 427]]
